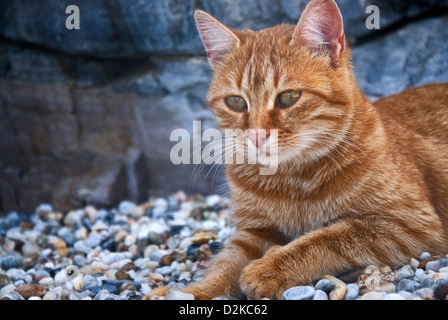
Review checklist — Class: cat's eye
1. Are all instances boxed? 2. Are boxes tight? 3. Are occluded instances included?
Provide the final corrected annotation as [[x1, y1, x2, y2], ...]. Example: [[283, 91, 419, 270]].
[[276, 90, 302, 108], [225, 96, 247, 111]]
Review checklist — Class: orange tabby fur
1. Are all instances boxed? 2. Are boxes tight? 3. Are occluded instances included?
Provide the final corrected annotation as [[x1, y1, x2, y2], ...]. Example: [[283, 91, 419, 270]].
[[145, 0, 448, 300]]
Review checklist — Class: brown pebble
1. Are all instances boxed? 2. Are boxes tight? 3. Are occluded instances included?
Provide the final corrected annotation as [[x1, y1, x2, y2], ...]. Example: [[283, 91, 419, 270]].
[[15, 284, 48, 299], [329, 284, 347, 300], [192, 231, 217, 245], [120, 282, 137, 293], [0, 274, 13, 288], [51, 240, 68, 257], [115, 262, 136, 280], [20, 222, 35, 230], [161, 254, 175, 266]]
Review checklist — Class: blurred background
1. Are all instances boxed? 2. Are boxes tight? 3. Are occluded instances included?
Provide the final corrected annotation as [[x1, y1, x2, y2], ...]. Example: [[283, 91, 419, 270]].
[[0, 0, 447, 214]]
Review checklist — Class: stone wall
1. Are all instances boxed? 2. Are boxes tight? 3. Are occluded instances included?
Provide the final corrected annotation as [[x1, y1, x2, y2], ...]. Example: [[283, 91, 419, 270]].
[[0, 0, 447, 214]]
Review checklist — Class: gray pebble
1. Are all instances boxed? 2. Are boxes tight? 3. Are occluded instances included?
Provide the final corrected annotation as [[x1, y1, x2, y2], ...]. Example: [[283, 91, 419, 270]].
[[13, 279, 27, 287], [397, 265, 414, 279], [312, 290, 328, 300], [90, 285, 119, 295], [149, 251, 164, 263], [414, 268, 425, 280], [419, 252, 431, 260], [426, 260, 441, 272], [84, 234, 102, 248], [73, 241, 93, 255], [0, 252, 23, 270], [102, 280, 142, 290], [82, 275, 99, 291], [283, 286, 315, 300], [439, 259, 448, 268], [422, 277, 434, 288], [384, 293, 405, 300], [72, 255, 88, 267], [396, 279, 422, 293], [314, 279, 335, 294], [155, 266, 173, 276], [344, 283, 360, 300], [1, 290, 25, 300]]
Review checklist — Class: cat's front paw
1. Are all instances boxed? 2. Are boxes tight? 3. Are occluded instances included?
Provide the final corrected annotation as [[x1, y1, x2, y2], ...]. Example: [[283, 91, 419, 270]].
[[239, 246, 295, 300], [143, 286, 170, 300], [143, 284, 224, 300]]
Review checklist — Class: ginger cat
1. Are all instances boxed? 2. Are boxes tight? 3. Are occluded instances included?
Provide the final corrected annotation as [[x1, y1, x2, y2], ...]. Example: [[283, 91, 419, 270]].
[[146, 0, 448, 300]]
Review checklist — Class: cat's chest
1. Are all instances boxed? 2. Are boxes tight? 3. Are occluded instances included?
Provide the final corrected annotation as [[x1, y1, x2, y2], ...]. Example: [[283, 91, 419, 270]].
[[233, 189, 341, 241]]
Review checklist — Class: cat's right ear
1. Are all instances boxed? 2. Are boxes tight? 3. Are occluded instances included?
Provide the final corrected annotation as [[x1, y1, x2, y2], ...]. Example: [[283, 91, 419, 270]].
[[194, 10, 240, 70], [291, 0, 345, 66]]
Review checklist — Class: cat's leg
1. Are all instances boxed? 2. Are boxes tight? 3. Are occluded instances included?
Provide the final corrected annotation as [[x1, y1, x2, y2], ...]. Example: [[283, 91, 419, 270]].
[[144, 228, 283, 300], [239, 217, 444, 299]]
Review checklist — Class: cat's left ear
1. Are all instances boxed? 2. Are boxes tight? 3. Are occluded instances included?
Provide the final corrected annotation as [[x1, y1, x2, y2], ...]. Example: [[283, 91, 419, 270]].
[[291, 0, 345, 66], [194, 10, 240, 70]]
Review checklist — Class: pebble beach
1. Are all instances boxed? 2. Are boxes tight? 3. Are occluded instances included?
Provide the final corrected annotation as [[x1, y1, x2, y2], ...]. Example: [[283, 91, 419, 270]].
[[1, 191, 447, 301]]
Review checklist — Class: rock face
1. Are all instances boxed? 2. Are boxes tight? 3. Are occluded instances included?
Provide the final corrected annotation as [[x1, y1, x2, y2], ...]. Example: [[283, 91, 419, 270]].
[[0, 0, 447, 213]]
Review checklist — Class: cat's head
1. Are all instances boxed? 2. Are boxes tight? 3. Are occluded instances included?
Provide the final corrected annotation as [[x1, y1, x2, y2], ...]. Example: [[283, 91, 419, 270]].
[[195, 0, 357, 168]]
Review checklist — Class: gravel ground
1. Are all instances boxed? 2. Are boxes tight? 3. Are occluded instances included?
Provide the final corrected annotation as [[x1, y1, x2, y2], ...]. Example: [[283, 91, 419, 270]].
[[0, 191, 447, 300]]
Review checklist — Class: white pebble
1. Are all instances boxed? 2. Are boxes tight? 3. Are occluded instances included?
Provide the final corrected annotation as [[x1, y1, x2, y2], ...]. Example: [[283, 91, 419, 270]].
[[28, 296, 42, 300], [384, 293, 405, 300], [361, 292, 384, 300], [397, 290, 413, 300], [410, 258, 420, 269], [0, 284, 16, 296], [140, 284, 151, 295], [439, 267, 448, 273], [312, 290, 328, 300], [419, 252, 431, 260], [39, 277, 54, 286], [206, 194, 221, 207], [124, 234, 136, 246]]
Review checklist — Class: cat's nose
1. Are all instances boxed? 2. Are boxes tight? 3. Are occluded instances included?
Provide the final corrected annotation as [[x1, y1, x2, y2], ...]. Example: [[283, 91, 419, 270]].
[[248, 129, 269, 148]]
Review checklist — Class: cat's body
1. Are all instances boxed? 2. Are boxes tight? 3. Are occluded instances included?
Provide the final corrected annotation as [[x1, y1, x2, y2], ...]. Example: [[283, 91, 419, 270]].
[[146, 0, 448, 300]]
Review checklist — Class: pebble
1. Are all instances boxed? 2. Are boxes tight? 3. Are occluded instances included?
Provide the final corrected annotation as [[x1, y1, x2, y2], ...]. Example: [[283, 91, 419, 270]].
[[344, 284, 359, 300], [312, 290, 328, 300], [90, 285, 119, 295], [15, 284, 48, 299], [283, 286, 315, 300], [329, 284, 347, 300], [422, 277, 435, 288], [1, 193, 448, 301], [434, 283, 448, 300], [0, 252, 23, 270], [397, 290, 413, 300], [410, 258, 420, 269], [361, 292, 384, 300], [384, 293, 405, 300], [420, 252, 431, 260], [191, 231, 217, 245], [0, 274, 13, 289], [397, 264, 414, 279], [426, 260, 441, 272], [314, 279, 335, 294], [396, 279, 421, 293], [413, 288, 435, 300]]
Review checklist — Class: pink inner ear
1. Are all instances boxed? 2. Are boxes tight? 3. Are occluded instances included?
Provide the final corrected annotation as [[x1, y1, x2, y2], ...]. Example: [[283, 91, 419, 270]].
[[194, 10, 240, 69], [292, 0, 345, 61]]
